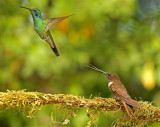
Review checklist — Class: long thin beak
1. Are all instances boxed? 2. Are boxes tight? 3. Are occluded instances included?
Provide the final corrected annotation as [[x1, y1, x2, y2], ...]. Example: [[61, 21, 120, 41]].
[[88, 64, 107, 75], [19, 6, 32, 11]]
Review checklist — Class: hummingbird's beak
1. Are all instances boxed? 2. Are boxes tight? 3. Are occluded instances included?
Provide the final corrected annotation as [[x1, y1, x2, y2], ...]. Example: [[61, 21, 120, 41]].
[[19, 6, 32, 11], [88, 64, 107, 75]]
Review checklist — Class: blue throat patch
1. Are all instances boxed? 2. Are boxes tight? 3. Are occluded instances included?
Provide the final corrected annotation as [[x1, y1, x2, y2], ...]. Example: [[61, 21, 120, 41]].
[[35, 13, 38, 17]]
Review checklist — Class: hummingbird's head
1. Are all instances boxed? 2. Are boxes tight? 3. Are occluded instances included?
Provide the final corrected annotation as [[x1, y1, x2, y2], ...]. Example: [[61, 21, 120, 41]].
[[30, 8, 42, 18], [19, 6, 42, 18], [106, 72, 120, 81]]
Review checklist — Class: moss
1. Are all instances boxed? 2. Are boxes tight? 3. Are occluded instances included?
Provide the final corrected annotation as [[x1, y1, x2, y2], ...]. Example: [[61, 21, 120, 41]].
[[0, 90, 160, 126], [86, 109, 100, 127]]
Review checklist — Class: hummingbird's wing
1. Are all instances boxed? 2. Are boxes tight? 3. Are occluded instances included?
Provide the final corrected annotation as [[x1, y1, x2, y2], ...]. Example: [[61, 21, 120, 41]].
[[115, 89, 140, 107], [114, 88, 131, 100], [46, 15, 73, 32]]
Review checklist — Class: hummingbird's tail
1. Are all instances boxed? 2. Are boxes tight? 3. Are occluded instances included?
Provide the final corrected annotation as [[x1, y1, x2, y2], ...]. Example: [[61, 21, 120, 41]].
[[45, 31, 60, 56], [50, 43, 60, 56], [121, 96, 140, 108], [125, 98, 140, 108]]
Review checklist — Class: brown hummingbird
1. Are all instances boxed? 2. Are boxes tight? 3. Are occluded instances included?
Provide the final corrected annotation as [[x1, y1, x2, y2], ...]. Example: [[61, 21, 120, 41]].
[[88, 64, 140, 116]]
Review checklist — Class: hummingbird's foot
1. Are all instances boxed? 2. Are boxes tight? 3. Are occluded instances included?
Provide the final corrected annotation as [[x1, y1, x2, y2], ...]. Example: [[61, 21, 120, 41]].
[[122, 101, 133, 117]]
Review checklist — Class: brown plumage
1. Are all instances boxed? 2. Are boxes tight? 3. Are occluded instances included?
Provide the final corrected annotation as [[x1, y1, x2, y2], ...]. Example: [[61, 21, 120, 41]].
[[88, 64, 140, 116]]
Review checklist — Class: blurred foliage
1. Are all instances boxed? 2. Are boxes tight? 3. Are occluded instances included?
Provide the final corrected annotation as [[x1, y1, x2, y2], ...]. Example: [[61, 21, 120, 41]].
[[0, 0, 160, 126]]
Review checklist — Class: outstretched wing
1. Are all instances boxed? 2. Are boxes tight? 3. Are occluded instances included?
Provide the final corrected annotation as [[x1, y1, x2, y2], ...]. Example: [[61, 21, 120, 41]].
[[46, 15, 73, 32]]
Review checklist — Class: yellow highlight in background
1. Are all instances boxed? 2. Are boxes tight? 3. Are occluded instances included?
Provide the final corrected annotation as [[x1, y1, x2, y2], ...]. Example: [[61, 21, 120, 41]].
[[69, 30, 79, 44], [141, 62, 156, 90]]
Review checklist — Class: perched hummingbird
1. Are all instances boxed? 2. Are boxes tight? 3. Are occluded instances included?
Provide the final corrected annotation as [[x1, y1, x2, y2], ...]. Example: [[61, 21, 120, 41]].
[[88, 64, 140, 116], [19, 6, 72, 56]]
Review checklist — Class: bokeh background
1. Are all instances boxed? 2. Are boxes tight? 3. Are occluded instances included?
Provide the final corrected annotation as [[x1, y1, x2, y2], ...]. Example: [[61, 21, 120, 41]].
[[0, 0, 160, 126]]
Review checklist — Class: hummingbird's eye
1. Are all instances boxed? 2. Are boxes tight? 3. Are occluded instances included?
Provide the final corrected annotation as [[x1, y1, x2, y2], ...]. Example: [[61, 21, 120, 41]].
[[108, 74, 112, 77]]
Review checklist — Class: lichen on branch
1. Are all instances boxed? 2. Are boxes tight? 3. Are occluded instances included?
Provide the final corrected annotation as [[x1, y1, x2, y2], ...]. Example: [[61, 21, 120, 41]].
[[0, 90, 160, 127]]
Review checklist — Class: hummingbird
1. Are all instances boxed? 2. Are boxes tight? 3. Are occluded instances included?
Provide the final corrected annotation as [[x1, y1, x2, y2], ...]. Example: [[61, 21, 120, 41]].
[[19, 6, 72, 56], [88, 64, 140, 116]]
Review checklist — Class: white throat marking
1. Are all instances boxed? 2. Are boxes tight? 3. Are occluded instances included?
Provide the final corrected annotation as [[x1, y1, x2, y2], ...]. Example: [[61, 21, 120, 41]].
[[108, 81, 113, 87]]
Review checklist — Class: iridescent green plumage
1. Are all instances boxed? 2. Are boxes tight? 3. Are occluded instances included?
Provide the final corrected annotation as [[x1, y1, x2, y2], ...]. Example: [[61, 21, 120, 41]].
[[20, 6, 72, 56]]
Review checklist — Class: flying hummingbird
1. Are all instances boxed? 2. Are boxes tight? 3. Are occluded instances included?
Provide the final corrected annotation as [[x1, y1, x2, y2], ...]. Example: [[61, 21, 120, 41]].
[[19, 6, 72, 56], [88, 64, 140, 116]]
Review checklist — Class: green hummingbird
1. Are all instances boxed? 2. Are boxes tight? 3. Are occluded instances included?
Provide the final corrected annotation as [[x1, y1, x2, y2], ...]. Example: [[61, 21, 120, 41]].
[[19, 6, 72, 56]]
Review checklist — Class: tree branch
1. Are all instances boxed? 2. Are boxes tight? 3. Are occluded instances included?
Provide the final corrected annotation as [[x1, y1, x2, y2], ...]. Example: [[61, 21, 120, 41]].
[[0, 90, 159, 126]]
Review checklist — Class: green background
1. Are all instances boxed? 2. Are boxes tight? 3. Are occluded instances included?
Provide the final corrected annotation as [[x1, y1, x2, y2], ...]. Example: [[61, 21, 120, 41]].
[[0, 0, 160, 126]]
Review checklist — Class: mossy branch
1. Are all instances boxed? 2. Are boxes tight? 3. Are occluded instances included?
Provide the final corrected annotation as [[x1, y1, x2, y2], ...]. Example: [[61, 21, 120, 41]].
[[0, 90, 160, 127]]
